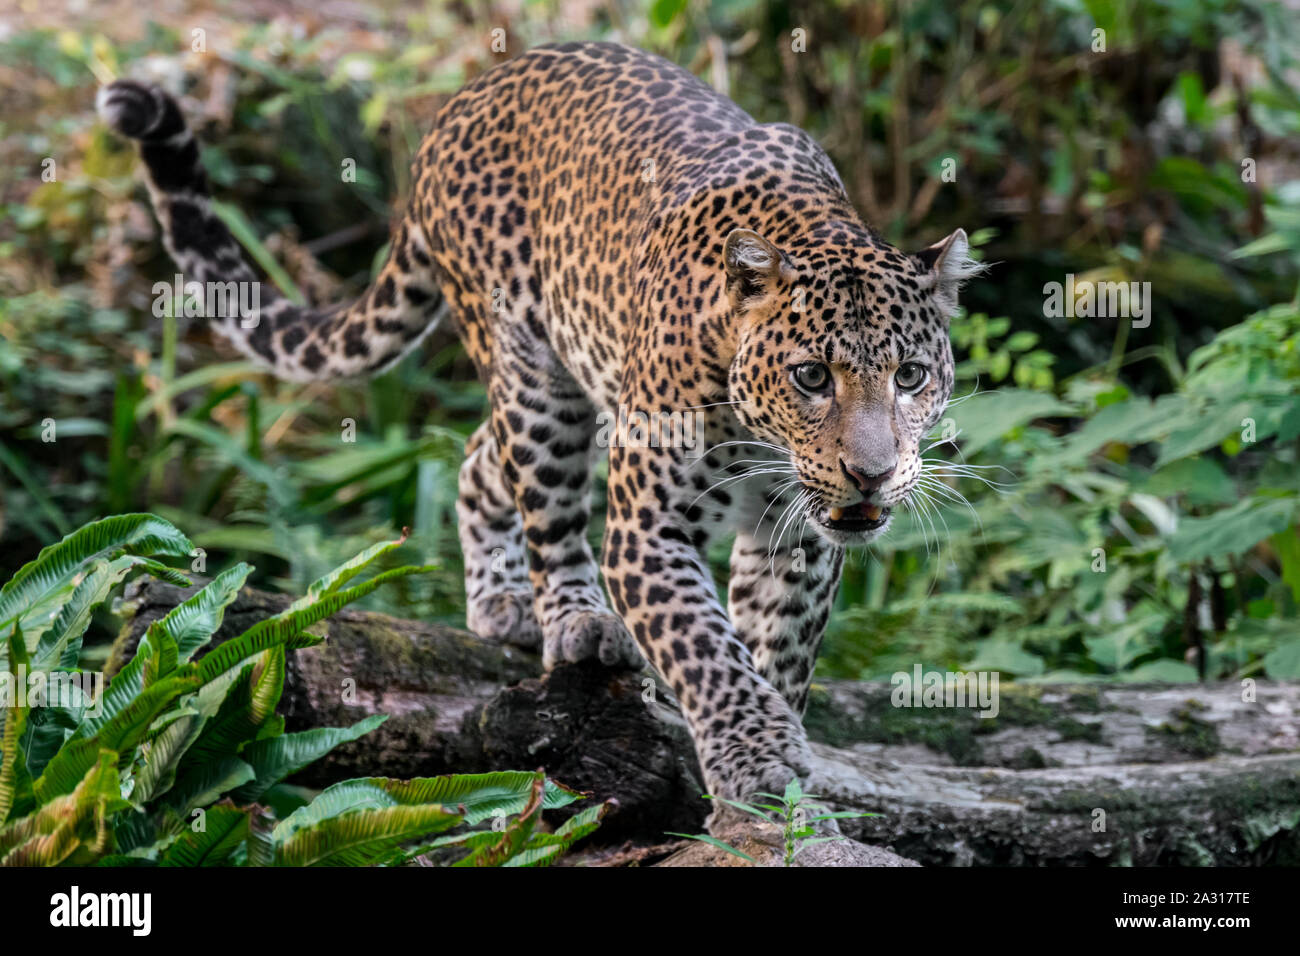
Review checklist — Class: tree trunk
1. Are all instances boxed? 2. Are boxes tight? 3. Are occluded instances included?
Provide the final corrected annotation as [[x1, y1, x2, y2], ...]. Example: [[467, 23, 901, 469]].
[[112, 579, 1300, 866]]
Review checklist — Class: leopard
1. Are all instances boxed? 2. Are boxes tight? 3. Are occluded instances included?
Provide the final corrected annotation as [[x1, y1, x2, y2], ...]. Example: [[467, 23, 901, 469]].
[[97, 40, 982, 825]]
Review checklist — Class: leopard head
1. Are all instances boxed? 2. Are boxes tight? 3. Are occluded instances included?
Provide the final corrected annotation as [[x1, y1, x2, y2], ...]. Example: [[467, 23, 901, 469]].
[[724, 220, 981, 545]]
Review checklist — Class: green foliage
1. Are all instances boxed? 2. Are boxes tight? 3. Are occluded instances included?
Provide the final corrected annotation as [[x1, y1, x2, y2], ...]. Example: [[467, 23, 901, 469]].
[[0, 516, 607, 866], [1, 3, 1298, 685], [671, 777, 879, 866]]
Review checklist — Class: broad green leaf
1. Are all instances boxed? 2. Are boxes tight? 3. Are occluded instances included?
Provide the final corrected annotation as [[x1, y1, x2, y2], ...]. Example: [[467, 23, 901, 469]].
[[274, 802, 461, 866], [1140, 458, 1236, 507], [175, 648, 285, 776], [1054, 394, 1195, 464], [197, 564, 433, 683], [0, 514, 192, 656], [1166, 498, 1296, 564], [1156, 401, 1255, 467], [951, 390, 1074, 457], [289, 535, 409, 611], [503, 800, 613, 868], [1122, 659, 1200, 682], [273, 770, 576, 842], [149, 563, 253, 663], [32, 554, 189, 671], [1272, 530, 1300, 605], [159, 802, 250, 866], [231, 715, 388, 804], [129, 705, 207, 805], [452, 772, 545, 866], [965, 639, 1046, 677], [0, 749, 122, 866], [161, 757, 255, 816], [34, 670, 201, 803], [1263, 640, 1300, 679], [0, 625, 34, 825]]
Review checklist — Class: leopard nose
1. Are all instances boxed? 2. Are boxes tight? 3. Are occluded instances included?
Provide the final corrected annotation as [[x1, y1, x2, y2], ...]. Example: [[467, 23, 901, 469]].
[[841, 459, 896, 494]]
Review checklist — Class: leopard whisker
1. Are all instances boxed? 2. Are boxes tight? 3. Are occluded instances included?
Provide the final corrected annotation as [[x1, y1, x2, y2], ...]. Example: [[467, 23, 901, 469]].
[[767, 490, 812, 578], [765, 488, 807, 563], [688, 465, 797, 509], [752, 478, 806, 537]]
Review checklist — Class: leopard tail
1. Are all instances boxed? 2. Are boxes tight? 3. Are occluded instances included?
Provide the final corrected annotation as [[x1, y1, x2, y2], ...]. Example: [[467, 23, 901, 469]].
[[97, 80, 443, 381]]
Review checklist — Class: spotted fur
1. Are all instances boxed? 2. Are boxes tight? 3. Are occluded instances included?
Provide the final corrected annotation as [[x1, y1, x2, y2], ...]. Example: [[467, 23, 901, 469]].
[[99, 42, 982, 820]]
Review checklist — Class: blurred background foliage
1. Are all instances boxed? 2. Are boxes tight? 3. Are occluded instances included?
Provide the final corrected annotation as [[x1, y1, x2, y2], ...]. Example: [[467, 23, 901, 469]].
[[1, 0, 1298, 682]]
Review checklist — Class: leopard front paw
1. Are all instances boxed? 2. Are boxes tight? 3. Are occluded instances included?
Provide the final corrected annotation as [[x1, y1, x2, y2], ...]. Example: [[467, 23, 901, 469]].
[[467, 590, 542, 649], [544, 610, 643, 670], [702, 714, 815, 831]]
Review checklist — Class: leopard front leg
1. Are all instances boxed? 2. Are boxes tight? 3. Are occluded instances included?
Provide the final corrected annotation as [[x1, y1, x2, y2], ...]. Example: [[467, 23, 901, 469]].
[[602, 445, 814, 823], [488, 357, 641, 670], [457, 421, 540, 649], [728, 527, 844, 715]]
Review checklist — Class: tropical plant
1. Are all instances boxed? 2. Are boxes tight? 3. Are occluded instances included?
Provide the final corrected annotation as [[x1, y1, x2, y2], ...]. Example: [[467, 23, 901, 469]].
[[670, 777, 879, 866], [0, 514, 609, 866]]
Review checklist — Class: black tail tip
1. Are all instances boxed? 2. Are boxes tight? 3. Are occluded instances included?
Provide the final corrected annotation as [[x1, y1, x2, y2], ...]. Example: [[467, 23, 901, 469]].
[[96, 80, 186, 141]]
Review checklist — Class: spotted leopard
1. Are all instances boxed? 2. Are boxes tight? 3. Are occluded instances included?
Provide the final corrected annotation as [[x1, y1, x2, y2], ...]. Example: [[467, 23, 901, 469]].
[[97, 41, 982, 822]]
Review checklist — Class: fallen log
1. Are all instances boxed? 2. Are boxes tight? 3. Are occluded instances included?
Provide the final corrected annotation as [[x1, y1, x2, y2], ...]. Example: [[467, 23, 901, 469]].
[[111, 577, 709, 841], [111, 578, 1300, 865]]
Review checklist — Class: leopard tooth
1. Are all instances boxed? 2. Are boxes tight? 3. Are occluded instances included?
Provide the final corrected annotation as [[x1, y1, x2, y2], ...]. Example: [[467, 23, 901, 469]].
[[864, 504, 882, 521], [829, 506, 843, 521]]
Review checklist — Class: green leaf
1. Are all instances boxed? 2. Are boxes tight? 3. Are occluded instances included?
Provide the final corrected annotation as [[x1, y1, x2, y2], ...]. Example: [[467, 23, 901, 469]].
[[665, 832, 755, 863], [1155, 401, 1255, 467], [704, 794, 778, 820], [503, 800, 613, 867], [274, 802, 462, 866], [72, 619, 189, 743], [159, 802, 250, 866], [1272, 530, 1300, 605], [964, 639, 1046, 677], [0, 514, 192, 653], [181, 648, 285, 770], [161, 756, 255, 816], [33, 554, 189, 672], [1140, 458, 1236, 507], [1122, 660, 1200, 682], [0, 749, 122, 866], [34, 670, 201, 803], [149, 563, 253, 663], [1166, 498, 1296, 564], [951, 390, 1073, 457], [1055, 395, 1195, 465], [290, 535, 408, 611], [1263, 640, 1300, 679], [649, 0, 688, 29], [0, 625, 34, 824], [273, 771, 577, 842], [129, 704, 208, 805], [231, 715, 388, 804], [196, 564, 433, 684], [451, 773, 546, 866]]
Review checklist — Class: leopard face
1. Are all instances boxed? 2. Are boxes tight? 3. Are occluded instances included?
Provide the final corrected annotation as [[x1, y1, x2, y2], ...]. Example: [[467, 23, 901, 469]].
[[724, 221, 976, 546]]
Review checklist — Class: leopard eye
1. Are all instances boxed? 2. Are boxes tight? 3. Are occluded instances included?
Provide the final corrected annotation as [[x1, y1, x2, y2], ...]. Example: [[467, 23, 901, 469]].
[[895, 362, 928, 392], [792, 362, 832, 394]]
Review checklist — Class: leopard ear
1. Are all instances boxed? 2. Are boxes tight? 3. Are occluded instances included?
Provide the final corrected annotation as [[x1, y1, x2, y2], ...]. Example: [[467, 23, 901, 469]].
[[723, 228, 793, 310], [914, 228, 985, 317]]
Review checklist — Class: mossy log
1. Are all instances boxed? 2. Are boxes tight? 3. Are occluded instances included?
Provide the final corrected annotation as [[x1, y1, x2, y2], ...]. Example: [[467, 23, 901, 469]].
[[112, 579, 1300, 865]]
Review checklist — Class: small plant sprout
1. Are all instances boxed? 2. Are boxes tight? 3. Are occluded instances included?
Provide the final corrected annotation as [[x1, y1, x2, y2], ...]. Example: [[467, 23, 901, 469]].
[[669, 777, 879, 866]]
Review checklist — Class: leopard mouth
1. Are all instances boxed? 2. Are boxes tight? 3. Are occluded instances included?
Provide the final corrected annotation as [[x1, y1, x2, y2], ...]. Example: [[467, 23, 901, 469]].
[[819, 499, 891, 534]]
